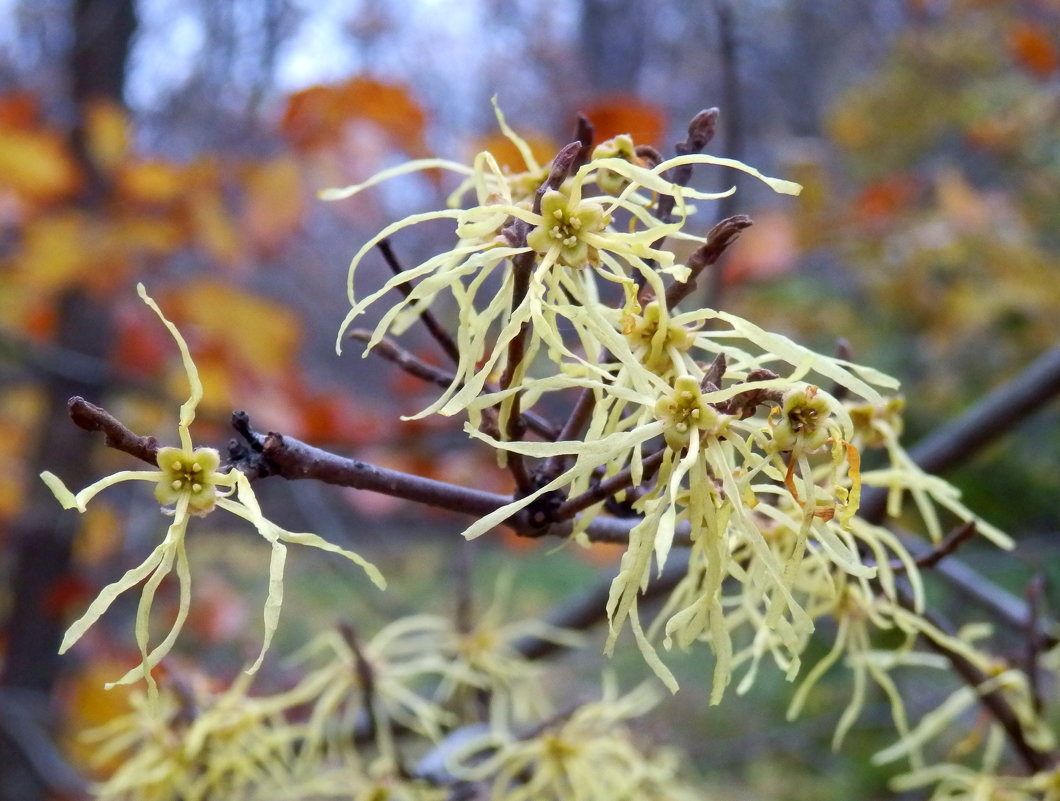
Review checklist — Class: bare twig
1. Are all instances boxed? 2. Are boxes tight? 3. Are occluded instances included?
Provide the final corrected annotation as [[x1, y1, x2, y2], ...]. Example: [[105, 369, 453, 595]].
[[348, 331, 558, 442], [555, 449, 667, 521], [497, 142, 584, 491], [538, 385, 598, 481], [348, 330, 454, 388], [68, 396, 158, 465], [655, 108, 719, 225], [1024, 574, 1047, 715], [658, 215, 753, 310], [888, 521, 977, 574], [377, 239, 460, 365], [897, 587, 1058, 773]]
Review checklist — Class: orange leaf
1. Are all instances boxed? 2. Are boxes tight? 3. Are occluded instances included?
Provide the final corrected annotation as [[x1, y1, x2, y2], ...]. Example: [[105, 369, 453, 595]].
[[0, 127, 82, 203], [722, 211, 799, 287], [282, 77, 428, 155], [1009, 21, 1058, 78], [83, 98, 129, 174], [853, 174, 919, 226], [0, 91, 40, 129], [241, 156, 305, 254], [581, 94, 666, 146], [473, 130, 559, 172]]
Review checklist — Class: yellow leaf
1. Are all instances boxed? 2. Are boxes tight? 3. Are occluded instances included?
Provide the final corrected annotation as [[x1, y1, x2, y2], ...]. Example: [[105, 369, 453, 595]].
[[0, 128, 81, 203], [83, 99, 129, 174], [15, 212, 89, 291], [241, 156, 305, 254], [116, 159, 185, 206], [168, 282, 302, 375], [189, 188, 242, 265]]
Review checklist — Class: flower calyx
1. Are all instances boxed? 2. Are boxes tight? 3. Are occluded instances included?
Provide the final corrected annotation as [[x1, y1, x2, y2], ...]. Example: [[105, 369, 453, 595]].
[[526, 188, 606, 267], [770, 385, 833, 452], [655, 375, 727, 451], [154, 446, 223, 513], [624, 301, 692, 374]]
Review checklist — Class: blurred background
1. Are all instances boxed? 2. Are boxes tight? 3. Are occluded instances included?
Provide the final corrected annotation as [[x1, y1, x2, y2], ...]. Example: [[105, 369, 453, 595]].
[[1, 0, 1058, 799]]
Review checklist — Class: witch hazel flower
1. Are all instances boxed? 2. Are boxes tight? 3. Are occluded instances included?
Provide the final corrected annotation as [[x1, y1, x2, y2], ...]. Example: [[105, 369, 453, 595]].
[[40, 284, 385, 692]]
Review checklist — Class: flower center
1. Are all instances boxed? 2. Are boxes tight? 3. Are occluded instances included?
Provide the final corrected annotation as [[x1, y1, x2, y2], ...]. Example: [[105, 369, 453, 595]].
[[155, 446, 221, 512]]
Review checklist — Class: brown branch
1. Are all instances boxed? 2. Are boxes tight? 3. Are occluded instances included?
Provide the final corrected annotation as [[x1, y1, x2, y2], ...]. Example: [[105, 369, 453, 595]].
[[555, 449, 667, 521], [898, 587, 1058, 773], [538, 384, 598, 481], [377, 238, 460, 365], [655, 108, 719, 225], [347, 331, 558, 442], [658, 215, 753, 310], [67, 396, 158, 465], [497, 141, 584, 492], [888, 521, 977, 574]]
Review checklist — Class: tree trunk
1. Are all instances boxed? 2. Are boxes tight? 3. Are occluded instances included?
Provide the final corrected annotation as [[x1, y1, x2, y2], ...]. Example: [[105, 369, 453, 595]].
[[0, 2, 136, 798]]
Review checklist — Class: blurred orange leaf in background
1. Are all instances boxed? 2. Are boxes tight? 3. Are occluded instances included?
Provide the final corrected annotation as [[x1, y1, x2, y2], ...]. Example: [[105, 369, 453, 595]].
[[281, 76, 428, 156], [241, 156, 305, 255], [1009, 20, 1058, 77], [0, 126, 82, 205], [581, 94, 666, 146]]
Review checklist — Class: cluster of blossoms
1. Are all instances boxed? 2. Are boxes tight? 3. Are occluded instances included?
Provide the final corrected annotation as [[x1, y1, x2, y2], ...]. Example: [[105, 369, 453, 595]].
[[323, 102, 1051, 797], [329, 102, 1008, 703], [85, 613, 707, 801]]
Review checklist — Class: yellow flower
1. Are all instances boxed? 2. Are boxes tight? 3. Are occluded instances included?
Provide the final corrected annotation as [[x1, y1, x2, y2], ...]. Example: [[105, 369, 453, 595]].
[[41, 284, 385, 692]]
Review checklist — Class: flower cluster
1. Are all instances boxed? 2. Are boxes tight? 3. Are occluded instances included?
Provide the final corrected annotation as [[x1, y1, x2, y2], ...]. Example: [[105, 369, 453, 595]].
[[322, 102, 1040, 797]]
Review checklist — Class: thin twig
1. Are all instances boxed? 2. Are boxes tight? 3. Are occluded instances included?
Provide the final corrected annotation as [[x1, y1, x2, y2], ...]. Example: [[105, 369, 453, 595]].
[[555, 449, 667, 521], [348, 331, 558, 441], [377, 238, 460, 365], [497, 141, 584, 491], [538, 385, 598, 481], [658, 215, 753, 310], [1024, 574, 1047, 715], [888, 521, 977, 574], [67, 396, 158, 465], [348, 330, 454, 388]]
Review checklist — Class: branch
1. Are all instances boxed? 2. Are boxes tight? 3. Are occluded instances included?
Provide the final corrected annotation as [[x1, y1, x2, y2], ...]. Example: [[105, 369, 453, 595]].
[[67, 396, 158, 465], [377, 239, 460, 365], [660, 215, 753, 310], [347, 331, 558, 442]]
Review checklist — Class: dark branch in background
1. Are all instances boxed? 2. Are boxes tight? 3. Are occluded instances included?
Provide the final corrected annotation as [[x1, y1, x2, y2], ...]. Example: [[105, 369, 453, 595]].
[[1025, 574, 1048, 715], [861, 345, 1060, 630], [902, 344, 1060, 479], [901, 590, 1057, 773], [377, 239, 461, 365], [888, 521, 977, 573]]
